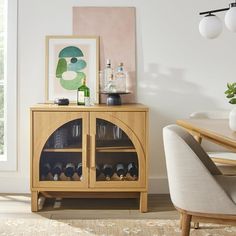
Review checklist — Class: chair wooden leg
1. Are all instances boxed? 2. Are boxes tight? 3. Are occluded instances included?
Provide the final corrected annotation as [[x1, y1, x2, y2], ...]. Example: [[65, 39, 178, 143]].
[[194, 222, 199, 229], [181, 213, 192, 236]]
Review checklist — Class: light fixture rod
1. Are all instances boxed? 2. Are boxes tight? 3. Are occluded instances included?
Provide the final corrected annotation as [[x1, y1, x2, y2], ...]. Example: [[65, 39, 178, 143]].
[[199, 7, 229, 15]]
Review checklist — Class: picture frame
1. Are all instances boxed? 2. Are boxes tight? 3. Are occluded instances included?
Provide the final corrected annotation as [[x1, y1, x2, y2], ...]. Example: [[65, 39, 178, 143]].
[[45, 35, 99, 103]]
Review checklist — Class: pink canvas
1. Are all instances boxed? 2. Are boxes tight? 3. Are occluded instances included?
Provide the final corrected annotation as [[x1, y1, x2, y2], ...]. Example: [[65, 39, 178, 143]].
[[73, 7, 136, 103]]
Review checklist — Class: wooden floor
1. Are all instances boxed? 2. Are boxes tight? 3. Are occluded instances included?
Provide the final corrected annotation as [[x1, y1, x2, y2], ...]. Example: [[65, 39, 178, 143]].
[[0, 194, 179, 220]]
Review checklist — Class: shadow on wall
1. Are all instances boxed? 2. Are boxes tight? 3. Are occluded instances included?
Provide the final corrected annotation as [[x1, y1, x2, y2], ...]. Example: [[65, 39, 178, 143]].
[[138, 63, 217, 177]]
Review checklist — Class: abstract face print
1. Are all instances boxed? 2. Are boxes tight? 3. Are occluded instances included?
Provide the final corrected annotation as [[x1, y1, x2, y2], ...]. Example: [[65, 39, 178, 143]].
[[56, 46, 87, 90]]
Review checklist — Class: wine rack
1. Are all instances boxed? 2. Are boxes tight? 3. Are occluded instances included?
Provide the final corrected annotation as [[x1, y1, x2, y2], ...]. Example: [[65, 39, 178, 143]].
[[30, 104, 149, 212]]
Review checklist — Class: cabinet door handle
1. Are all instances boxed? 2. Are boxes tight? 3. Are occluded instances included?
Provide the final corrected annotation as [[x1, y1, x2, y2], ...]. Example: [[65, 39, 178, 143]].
[[83, 134, 89, 168], [91, 133, 96, 168]]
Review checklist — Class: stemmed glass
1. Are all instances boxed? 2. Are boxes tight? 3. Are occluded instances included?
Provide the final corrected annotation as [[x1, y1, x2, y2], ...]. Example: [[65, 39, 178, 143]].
[[97, 122, 107, 140], [113, 125, 122, 140], [71, 122, 81, 146]]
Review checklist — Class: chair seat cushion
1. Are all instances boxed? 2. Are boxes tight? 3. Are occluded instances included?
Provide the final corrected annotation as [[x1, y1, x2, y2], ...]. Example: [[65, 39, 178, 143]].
[[215, 175, 236, 204]]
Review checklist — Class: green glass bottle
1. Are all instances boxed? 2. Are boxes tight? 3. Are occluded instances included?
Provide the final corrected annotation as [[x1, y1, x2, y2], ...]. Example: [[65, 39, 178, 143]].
[[77, 78, 90, 106]]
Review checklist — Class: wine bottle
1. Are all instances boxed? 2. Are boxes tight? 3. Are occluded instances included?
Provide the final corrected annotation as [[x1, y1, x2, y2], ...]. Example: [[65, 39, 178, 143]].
[[41, 162, 51, 180], [51, 162, 63, 181], [127, 162, 138, 180], [64, 162, 75, 179], [115, 163, 127, 180], [76, 162, 82, 179], [77, 77, 90, 106], [102, 163, 114, 181], [96, 164, 101, 178]]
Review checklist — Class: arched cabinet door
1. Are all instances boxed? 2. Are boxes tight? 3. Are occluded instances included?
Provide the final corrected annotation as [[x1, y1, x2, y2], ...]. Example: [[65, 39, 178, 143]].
[[90, 112, 146, 188], [32, 112, 89, 189]]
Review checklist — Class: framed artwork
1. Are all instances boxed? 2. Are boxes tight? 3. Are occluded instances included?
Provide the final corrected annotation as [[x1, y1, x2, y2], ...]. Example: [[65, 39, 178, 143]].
[[45, 35, 99, 103]]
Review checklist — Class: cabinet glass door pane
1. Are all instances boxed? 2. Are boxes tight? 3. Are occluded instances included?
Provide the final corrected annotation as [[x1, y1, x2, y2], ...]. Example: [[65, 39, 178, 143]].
[[95, 119, 139, 182], [39, 119, 83, 182]]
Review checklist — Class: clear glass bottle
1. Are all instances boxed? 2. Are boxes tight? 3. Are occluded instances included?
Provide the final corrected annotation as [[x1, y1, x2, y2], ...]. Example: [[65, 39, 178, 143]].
[[77, 78, 90, 106], [105, 74, 117, 92], [104, 59, 115, 92], [114, 62, 126, 92]]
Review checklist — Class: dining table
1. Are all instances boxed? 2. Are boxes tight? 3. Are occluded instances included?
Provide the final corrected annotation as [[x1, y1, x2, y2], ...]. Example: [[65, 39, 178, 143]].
[[176, 118, 236, 165]]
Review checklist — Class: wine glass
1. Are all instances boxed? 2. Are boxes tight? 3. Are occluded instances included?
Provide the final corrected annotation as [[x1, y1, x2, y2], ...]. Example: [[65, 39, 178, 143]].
[[113, 125, 122, 140], [71, 122, 81, 145], [97, 122, 107, 140], [53, 128, 68, 148]]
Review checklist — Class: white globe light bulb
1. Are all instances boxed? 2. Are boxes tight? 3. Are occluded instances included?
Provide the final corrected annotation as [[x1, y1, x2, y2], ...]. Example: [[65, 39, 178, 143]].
[[199, 14, 223, 39], [225, 6, 236, 32]]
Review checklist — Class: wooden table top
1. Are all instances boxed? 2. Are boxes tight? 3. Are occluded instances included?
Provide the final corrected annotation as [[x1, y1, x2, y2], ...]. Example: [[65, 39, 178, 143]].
[[177, 119, 236, 151]]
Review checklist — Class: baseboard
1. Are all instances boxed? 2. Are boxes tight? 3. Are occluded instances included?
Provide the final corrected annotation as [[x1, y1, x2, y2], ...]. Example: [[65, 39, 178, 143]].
[[0, 176, 30, 193], [0, 176, 169, 194], [148, 176, 169, 194]]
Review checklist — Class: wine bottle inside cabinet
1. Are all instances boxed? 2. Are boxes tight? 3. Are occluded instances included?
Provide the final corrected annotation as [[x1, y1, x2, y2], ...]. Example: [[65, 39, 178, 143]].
[[95, 152, 139, 182], [39, 152, 83, 181], [95, 119, 138, 182], [30, 104, 149, 213], [40, 119, 83, 182]]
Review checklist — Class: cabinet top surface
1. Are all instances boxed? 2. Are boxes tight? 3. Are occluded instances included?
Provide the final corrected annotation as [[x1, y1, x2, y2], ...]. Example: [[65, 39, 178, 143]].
[[30, 103, 149, 112]]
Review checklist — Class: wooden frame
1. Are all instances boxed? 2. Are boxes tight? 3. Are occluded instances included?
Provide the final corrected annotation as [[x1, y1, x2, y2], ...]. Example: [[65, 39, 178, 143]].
[[45, 35, 99, 103], [31, 111, 89, 189], [177, 207, 236, 236], [89, 112, 146, 189]]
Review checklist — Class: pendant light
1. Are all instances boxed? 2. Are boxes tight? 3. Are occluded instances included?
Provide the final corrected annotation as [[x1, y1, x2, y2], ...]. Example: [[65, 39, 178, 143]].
[[199, 1, 236, 39], [199, 14, 223, 39], [225, 2, 236, 32]]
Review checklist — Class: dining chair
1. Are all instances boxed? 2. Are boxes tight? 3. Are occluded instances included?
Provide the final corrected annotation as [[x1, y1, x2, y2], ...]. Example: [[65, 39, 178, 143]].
[[190, 110, 236, 167], [163, 125, 236, 236]]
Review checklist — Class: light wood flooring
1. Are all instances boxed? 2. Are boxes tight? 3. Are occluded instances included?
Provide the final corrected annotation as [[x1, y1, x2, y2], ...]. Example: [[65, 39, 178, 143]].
[[0, 194, 179, 220]]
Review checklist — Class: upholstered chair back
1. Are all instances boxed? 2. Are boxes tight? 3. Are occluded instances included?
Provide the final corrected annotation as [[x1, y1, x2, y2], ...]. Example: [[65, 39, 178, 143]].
[[163, 125, 236, 215]]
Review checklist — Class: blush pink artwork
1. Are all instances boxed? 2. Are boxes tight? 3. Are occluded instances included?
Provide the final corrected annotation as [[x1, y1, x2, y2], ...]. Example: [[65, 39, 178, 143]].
[[73, 7, 136, 103]]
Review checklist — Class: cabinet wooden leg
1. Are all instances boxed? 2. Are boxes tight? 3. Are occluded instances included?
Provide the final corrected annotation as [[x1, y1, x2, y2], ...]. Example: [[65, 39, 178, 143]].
[[139, 192, 148, 212], [179, 212, 183, 229], [31, 191, 38, 212]]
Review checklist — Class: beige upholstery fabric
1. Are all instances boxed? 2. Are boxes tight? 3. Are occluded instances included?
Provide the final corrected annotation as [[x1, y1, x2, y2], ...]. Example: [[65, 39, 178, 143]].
[[163, 125, 236, 215], [215, 175, 236, 204]]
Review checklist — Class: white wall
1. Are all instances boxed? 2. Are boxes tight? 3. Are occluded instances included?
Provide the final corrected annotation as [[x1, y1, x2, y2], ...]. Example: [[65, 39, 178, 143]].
[[0, 0, 235, 193]]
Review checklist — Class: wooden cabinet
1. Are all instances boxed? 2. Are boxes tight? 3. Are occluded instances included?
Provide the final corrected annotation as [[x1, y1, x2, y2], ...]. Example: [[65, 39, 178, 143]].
[[30, 104, 149, 212]]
